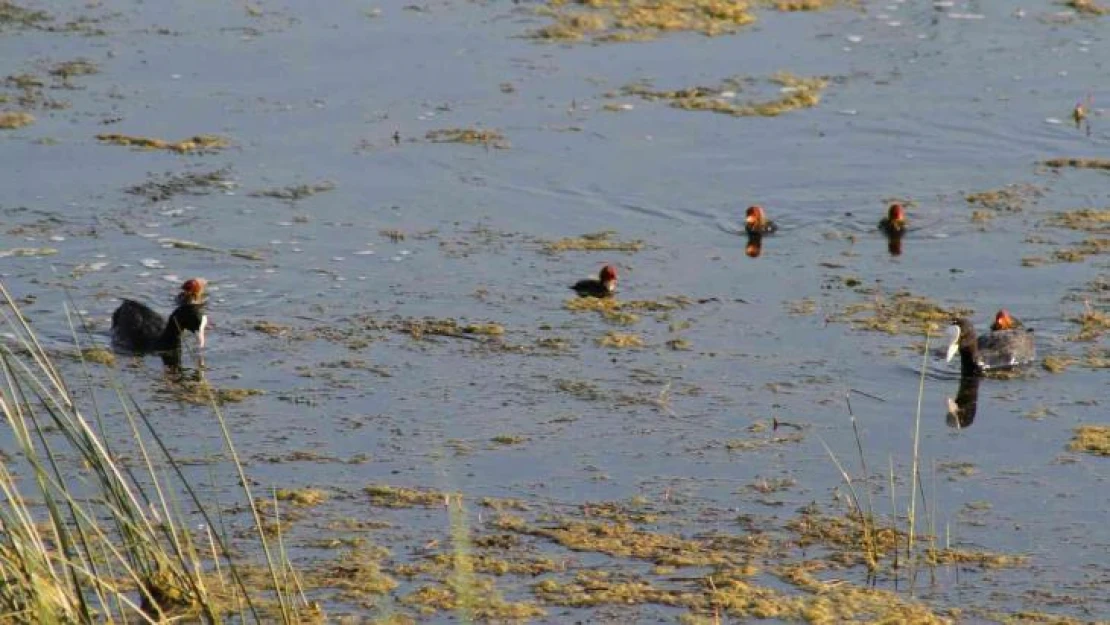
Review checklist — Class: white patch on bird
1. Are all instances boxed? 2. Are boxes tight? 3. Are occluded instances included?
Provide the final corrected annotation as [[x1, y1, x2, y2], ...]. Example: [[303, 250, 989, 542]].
[[198, 315, 208, 348], [945, 325, 961, 363]]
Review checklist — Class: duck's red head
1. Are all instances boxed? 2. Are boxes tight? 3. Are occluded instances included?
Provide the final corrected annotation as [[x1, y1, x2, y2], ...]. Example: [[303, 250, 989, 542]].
[[888, 203, 905, 222], [177, 278, 208, 306], [991, 309, 1016, 331], [599, 265, 618, 283], [745, 205, 766, 228]]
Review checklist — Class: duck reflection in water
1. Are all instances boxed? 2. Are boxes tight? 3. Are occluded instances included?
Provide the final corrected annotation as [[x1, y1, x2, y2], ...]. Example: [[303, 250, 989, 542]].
[[886, 233, 903, 257], [945, 375, 981, 429], [745, 233, 764, 258]]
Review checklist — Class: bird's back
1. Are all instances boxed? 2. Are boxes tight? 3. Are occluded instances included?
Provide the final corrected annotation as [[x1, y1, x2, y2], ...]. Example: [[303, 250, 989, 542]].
[[976, 329, 1035, 370], [111, 299, 165, 351]]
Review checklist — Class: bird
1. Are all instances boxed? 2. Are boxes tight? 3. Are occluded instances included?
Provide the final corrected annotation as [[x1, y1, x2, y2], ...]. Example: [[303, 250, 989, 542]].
[[878, 203, 907, 236], [175, 277, 208, 306], [946, 316, 1035, 375], [572, 265, 618, 298], [111, 300, 207, 354], [744, 206, 777, 235]]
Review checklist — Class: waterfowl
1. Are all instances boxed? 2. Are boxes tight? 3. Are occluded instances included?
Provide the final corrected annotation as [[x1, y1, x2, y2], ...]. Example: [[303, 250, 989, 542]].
[[878, 203, 907, 236], [175, 277, 208, 306], [989, 309, 1023, 332], [572, 265, 617, 298], [946, 317, 1035, 376], [111, 300, 207, 353], [744, 206, 777, 235]]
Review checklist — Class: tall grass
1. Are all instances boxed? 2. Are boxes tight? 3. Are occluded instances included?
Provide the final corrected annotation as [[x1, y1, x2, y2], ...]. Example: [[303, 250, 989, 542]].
[[0, 281, 308, 623]]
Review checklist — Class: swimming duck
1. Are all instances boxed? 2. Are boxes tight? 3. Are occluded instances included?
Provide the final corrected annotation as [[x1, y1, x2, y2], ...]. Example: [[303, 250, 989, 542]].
[[111, 300, 207, 353], [744, 206, 777, 235], [878, 203, 907, 236], [572, 265, 617, 298], [175, 277, 208, 306], [946, 317, 1035, 375]]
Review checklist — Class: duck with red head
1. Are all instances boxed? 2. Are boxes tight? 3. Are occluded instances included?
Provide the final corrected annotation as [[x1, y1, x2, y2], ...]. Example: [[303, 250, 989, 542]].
[[572, 265, 618, 298], [176, 277, 208, 306], [112, 300, 207, 353], [744, 206, 777, 235], [946, 316, 1035, 376], [878, 203, 907, 236]]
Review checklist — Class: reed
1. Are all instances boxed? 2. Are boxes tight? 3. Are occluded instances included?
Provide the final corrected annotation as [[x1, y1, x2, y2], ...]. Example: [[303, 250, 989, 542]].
[[0, 281, 307, 623]]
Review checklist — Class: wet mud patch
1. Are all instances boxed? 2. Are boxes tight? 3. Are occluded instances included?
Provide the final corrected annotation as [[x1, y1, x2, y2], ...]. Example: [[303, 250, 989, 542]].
[[529, 0, 757, 43], [541, 230, 644, 253], [125, 169, 234, 203], [612, 73, 828, 118], [425, 128, 509, 149], [96, 133, 230, 154]]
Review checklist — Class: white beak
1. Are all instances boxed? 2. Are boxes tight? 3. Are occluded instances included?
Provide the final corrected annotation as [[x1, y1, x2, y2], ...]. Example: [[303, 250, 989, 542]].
[[945, 324, 960, 363], [197, 315, 208, 349]]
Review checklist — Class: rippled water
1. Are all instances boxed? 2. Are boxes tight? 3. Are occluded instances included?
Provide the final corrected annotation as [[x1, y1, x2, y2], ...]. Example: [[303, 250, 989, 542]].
[[2, 0, 1108, 621]]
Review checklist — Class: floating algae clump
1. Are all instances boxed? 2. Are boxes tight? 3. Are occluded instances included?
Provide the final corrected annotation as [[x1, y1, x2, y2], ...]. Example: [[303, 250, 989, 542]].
[[96, 133, 229, 153], [80, 346, 115, 366], [1069, 307, 1110, 341], [365, 484, 449, 508], [829, 289, 970, 335], [965, 183, 1042, 213], [401, 577, 544, 619], [1043, 156, 1110, 169], [275, 488, 328, 507], [1064, 0, 1109, 15], [1045, 208, 1110, 234], [0, 111, 34, 129], [1069, 424, 1110, 456], [1051, 238, 1110, 263], [619, 73, 827, 117], [530, 0, 756, 43], [542, 230, 644, 253], [425, 128, 509, 149], [597, 331, 644, 348]]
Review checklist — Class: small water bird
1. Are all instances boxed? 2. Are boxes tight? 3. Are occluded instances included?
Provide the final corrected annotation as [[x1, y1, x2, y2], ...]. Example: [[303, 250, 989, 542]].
[[744, 205, 777, 235], [111, 300, 207, 353], [946, 316, 1035, 376], [572, 265, 618, 298], [878, 203, 907, 236]]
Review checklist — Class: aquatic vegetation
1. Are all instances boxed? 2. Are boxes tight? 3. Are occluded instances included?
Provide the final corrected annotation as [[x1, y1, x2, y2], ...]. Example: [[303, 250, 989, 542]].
[[1068, 425, 1110, 456], [306, 547, 398, 599], [1041, 354, 1073, 373], [1042, 157, 1110, 169], [1068, 306, 1109, 341], [965, 183, 1043, 212], [771, 0, 841, 9], [785, 297, 817, 315], [364, 484, 450, 508], [126, 168, 233, 202], [597, 331, 644, 348], [253, 320, 294, 337], [0, 246, 57, 257], [1051, 238, 1110, 263], [250, 181, 335, 201], [542, 230, 644, 253], [0, 110, 33, 128], [401, 577, 544, 619], [1064, 0, 1109, 14], [829, 289, 970, 335], [1044, 208, 1110, 234], [275, 488, 328, 507], [618, 72, 828, 117], [529, 0, 757, 43], [425, 127, 509, 149], [79, 345, 115, 366], [96, 133, 230, 153], [0, 1, 50, 29], [490, 434, 527, 445], [48, 58, 98, 79]]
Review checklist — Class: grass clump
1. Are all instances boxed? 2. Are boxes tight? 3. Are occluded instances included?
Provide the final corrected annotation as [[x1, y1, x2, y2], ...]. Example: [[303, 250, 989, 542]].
[[542, 230, 644, 253], [0, 110, 34, 128], [275, 488, 328, 507], [530, 0, 756, 43], [619, 72, 827, 117], [597, 331, 644, 348], [79, 345, 115, 365], [96, 133, 229, 153], [425, 128, 509, 149], [1069, 425, 1110, 456]]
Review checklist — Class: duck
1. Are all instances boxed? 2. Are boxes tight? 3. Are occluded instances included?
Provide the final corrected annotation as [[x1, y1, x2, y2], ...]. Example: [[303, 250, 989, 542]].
[[111, 300, 207, 353], [572, 265, 617, 298], [744, 206, 777, 235], [175, 277, 208, 306], [946, 316, 1035, 375], [878, 203, 907, 236]]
